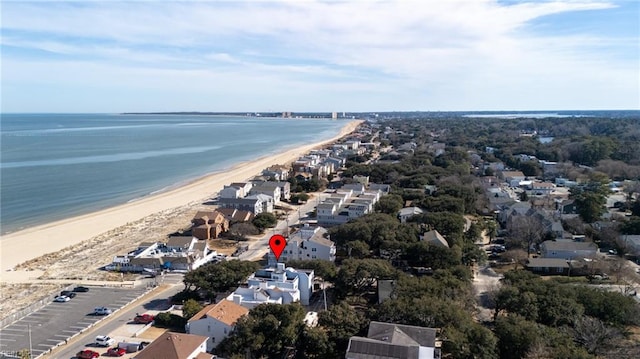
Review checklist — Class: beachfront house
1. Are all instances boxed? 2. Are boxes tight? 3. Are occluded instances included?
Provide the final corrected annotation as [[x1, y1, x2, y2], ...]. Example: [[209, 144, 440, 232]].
[[186, 300, 249, 352], [217, 208, 254, 224], [218, 194, 274, 214], [249, 183, 282, 204], [262, 165, 290, 181], [191, 210, 229, 240]]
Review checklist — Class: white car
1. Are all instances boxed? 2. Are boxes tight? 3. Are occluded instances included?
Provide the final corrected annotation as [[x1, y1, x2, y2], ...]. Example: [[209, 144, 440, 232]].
[[54, 295, 70, 302], [95, 335, 115, 347], [93, 307, 112, 315]]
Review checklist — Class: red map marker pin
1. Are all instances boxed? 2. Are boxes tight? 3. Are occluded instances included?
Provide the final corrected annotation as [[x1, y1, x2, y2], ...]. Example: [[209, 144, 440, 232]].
[[269, 234, 286, 261]]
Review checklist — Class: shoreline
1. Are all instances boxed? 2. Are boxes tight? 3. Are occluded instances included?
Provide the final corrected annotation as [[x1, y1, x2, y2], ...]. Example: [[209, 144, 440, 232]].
[[0, 120, 363, 276]]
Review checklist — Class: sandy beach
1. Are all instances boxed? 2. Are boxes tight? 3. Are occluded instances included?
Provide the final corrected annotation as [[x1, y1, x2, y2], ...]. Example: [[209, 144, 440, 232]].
[[0, 120, 362, 278]]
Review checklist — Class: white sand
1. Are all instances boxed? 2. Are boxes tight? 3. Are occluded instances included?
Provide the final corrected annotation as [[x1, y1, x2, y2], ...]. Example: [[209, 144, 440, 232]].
[[0, 120, 362, 278]]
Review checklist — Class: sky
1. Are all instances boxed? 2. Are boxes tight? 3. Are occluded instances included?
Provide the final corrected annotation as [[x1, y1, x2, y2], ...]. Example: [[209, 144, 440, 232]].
[[1, 0, 639, 113]]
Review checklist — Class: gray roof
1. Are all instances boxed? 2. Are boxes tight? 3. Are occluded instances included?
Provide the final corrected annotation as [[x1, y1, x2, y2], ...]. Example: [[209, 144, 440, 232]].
[[421, 230, 449, 248], [541, 240, 597, 251], [346, 321, 438, 359], [367, 321, 437, 347], [526, 258, 570, 268], [398, 207, 424, 217]]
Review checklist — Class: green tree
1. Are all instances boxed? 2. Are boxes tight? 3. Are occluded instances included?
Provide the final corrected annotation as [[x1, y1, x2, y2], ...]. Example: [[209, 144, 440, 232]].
[[182, 260, 260, 298], [218, 303, 306, 359], [318, 301, 367, 354], [182, 298, 203, 320], [291, 192, 309, 204], [296, 326, 336, 359], [252, 212, 278, 231], [494, 315, 542, 359], [375, 194, 404, 214], [334, 258, 398, 297]]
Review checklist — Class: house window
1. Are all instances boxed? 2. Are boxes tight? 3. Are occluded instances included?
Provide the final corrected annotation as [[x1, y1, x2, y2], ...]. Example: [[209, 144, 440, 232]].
[[224, 328, 228, 334], [208, 325, 211, 333], [311, 248, 317, 252], [312, 255, 316, 259]]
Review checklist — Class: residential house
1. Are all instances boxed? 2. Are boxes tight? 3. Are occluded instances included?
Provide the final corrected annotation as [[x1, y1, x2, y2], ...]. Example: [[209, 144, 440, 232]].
[[621, 234, 640, 255], [191, 211, 229, 240], [218, 194, 273, 214], [346, 321, 441, 359], [227, 263, 314, 309], [342, 183, 366, 195], [273, 225, 336, 264], [219, 185, 243, 199], [353, 175, 370, 187], [501, 170, 526, 187], [420, 230, 449, 248], [526, 258, 571, 275], [166, 236, 198, 253], [369, 183, 391, 194], [294, 172, 313, 182], [325, 157, 346, 170], [186, 300, 249, 352], [345, 140, 361, 149], [250, 184, 282, 205], [133, 332, 210, 359], [228, 182, 253, 197], [217, 208, 254, 224], [540, 240, 598, 260], [531, 182, 555, 196], [262, 165, 289, 181], [398, 207, 424, 223], [377, 279, 396, 304]]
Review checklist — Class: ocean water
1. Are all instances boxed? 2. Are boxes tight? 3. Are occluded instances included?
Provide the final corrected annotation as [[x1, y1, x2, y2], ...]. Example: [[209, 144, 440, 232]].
[[0, 114, 347, 235]]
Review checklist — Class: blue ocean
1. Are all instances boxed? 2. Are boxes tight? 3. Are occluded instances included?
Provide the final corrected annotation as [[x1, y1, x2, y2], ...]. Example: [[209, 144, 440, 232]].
[[0, 114, 347, 234]]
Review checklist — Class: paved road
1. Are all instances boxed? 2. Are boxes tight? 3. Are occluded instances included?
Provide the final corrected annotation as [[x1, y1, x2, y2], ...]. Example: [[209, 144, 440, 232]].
[[0, 286, 149, 358], [237, 193, 329, 262]]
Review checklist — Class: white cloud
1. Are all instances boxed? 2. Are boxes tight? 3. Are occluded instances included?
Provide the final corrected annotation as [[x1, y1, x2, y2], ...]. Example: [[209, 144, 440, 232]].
[[1, 0, 637, 111]]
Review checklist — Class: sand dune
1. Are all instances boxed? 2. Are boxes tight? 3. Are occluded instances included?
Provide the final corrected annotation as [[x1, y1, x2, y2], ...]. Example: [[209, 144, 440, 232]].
[[0, 120, 362, 277]]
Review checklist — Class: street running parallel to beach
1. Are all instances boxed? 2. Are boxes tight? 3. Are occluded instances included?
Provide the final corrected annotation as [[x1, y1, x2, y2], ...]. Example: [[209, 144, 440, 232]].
[[0, 120, 363, 278]]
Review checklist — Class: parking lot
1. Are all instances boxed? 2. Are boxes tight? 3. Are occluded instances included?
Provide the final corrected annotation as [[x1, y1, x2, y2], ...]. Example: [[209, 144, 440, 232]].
[[0, 286, 149, 357]]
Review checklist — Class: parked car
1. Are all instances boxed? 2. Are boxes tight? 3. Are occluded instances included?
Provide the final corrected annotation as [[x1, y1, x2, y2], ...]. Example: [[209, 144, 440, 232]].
[[60, 290, 77, 298], [76, 350, 99, 359], [133, 313, 155, 324], [73, 286, 90, 292], [93, 307, 112, 316], [54, 295, 71, 302], [105, 347, 126, 357], [95, 335, 115, 347]]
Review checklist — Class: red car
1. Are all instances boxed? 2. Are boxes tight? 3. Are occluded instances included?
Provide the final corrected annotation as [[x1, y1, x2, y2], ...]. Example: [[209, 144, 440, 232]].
[[105, 347, 127, 357], [133, 313, 155, 324], [76, 350, 99, 359]]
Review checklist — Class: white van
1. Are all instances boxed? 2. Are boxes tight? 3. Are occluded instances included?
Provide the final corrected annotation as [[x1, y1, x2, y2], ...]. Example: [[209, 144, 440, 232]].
[[95, 335, 115, 347]]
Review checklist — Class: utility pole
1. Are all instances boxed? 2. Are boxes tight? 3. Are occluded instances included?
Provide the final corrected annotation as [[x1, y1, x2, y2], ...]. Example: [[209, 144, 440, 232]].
[[28, 324, 33, 359], [323, 279, 328, 311]]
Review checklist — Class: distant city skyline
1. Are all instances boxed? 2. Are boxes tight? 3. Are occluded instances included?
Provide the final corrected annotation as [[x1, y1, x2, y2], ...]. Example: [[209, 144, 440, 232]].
[[2, 1, 638, 113]]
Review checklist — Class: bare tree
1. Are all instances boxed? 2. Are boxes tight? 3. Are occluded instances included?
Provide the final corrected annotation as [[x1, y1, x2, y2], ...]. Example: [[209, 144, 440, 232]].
[[503, 249, 528, 269], [571, 316, 622, 356], [508, 215, 545, 256], [524, 342, 553, 359]]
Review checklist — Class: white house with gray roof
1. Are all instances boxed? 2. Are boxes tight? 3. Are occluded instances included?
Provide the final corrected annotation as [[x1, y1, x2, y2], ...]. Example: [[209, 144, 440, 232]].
[[540, 240, 598, 260], [269, 225, 336, 265]]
